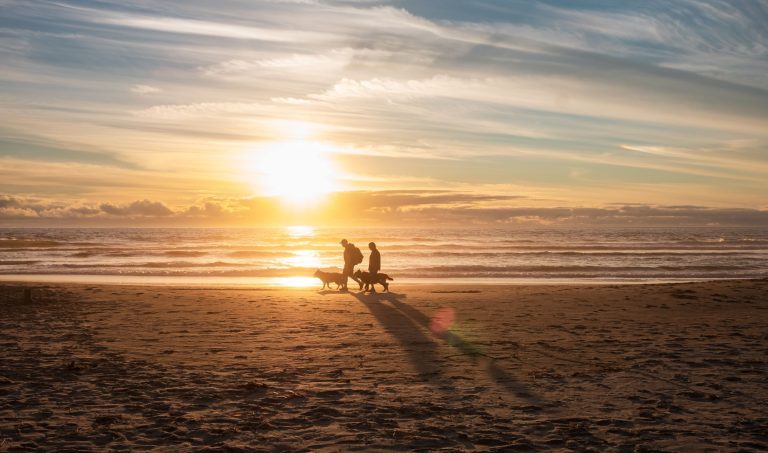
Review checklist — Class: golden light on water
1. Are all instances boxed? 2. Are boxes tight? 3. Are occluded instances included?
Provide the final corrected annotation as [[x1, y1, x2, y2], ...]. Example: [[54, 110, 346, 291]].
[[281, 249, 322, 268], [280, 226, 323, 287], [286, 225, 316, 238], [271, 276, 319, 287]]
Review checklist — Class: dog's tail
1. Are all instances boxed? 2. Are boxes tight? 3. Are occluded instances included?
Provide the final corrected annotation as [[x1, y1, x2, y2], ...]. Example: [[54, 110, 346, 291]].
[[387, 276, 394, 280]]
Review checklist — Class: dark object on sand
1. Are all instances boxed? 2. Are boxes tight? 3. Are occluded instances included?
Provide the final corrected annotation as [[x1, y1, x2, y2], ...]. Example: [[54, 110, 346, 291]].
[[24, 288, 32, 303], [340, 239, 364, 290], [354, 270, 393, 292], [313, 270, 346, 290]]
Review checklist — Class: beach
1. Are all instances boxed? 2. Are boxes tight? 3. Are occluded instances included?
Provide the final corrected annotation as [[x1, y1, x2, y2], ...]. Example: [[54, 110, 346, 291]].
[[1, 279, 767, 451]]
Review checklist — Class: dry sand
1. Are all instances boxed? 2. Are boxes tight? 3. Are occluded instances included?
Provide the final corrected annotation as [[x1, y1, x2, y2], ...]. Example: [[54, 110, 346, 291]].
[[1, 279, 767, 452]]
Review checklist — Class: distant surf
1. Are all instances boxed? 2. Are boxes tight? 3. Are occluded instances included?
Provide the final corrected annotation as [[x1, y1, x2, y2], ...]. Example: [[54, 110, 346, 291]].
[[1, 226, 766, 283]]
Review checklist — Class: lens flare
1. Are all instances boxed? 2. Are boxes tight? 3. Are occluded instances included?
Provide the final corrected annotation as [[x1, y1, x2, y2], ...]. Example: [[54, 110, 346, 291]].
[[429, 307, 486, 357], [430, 307, 455, 334]]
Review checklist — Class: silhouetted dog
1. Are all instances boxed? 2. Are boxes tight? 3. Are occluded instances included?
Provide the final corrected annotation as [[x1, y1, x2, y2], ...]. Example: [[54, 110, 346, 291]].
[[313, 269, 345, 290], [353, 270, 393, 292]]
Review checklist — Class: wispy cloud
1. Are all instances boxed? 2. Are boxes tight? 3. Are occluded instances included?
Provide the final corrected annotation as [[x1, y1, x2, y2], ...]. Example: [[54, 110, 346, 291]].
[[98, 11, 329, 43], [133, 102, 268, 120], [130, 84, 161, 94], [201, 48, 358, 77], [621, 143, 768, 175]]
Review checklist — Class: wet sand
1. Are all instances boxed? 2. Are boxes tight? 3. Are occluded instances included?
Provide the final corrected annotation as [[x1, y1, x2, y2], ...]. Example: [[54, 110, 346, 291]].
[[1, 279, 767, 451]]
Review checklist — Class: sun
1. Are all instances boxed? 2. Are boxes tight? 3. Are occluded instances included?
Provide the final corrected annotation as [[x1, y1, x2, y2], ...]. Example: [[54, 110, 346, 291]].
[[250, 140, 339, 204]]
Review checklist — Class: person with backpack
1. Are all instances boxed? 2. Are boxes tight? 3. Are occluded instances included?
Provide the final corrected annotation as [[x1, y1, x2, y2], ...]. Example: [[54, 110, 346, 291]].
[[340, 238, 363, 291]]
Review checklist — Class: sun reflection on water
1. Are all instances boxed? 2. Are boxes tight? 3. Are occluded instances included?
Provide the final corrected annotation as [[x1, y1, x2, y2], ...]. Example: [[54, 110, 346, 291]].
[[279, 226, 322, 284], [270, 276, 318, 287], [281, 250, 322, 268], [286, 225, 315, 238]]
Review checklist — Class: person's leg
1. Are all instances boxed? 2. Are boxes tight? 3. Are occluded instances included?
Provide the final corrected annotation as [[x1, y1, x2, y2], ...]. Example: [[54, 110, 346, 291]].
[[342, 265, 352, 290], [369, 270, 377, 292]]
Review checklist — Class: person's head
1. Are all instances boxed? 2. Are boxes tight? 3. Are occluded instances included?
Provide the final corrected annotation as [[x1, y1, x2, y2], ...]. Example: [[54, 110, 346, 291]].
[[368, 242, 376, 250], [340, 239, 348, 247]]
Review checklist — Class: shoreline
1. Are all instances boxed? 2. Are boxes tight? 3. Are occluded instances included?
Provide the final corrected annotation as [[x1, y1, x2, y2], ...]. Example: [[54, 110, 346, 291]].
[[0, 273, 757, 287]]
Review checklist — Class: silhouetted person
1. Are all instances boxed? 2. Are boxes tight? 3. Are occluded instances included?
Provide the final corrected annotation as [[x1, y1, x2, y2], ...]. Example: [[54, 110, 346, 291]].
[[368, 242, 380, 293], [340, 239, 362, 291]]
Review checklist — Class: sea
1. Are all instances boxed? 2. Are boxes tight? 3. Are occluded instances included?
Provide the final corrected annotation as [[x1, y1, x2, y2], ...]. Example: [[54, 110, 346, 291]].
[[0, 226, 766, 286]]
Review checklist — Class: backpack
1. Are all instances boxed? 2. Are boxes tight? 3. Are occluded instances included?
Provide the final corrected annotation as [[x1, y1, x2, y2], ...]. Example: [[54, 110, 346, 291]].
[[351, 245, 364, 265]]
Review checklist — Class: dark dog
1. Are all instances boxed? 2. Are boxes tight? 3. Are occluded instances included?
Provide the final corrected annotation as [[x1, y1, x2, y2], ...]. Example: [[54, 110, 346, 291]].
[[353, 270, 393, 292], [313, 269, 345, 290]]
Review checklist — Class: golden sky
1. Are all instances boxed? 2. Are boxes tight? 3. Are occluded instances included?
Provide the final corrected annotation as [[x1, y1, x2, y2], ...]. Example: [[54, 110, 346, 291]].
[[1, 0, 767, 226]]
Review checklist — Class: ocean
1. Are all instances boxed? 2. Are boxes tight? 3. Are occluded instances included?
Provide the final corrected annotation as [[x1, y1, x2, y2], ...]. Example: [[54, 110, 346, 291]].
[[0, 226, 766, 285]]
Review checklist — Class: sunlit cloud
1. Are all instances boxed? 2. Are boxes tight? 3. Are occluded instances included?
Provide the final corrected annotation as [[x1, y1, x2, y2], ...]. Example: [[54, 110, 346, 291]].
[[620, 143, 768, 176], [2, 192, 767, 227], [200, 48, 365, 78], [130, 84, 161, 94], [101, 13, 328, 43]]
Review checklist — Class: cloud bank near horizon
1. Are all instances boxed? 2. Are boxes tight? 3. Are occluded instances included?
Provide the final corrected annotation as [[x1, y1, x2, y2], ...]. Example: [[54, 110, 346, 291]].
[[2, 192, 767, 227]]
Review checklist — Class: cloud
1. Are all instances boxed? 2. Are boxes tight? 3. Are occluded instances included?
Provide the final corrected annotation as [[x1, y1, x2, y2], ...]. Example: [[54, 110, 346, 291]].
[[134, 102, 267, 120], [0, 195, 22, 209], [183, 202, 225, 217], [0, 196, 175, 219], [100, 12, 328, 43], [0, 195, 41, 218], [1, 193, 767, 227], [200, 48, 360, 78], [309, 75, 482, 101], [431, 206, 768, 226], [329, 190, 525, 209], [302, 66, 768, 135], [270, 97, 313, 105], [199, 47, 415, 79], [0, 207, 39, 218], [69, 206, 101, 216], [99, 199, 173, 217], [130, 84, 161, 94], [0, 195, 98, 219], [620, 143, 768, 175]]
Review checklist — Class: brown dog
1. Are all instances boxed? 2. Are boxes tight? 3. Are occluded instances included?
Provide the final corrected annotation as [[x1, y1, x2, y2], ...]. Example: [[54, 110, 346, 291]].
[[353, 269, 393, 292], [313, 269, 345, 290]]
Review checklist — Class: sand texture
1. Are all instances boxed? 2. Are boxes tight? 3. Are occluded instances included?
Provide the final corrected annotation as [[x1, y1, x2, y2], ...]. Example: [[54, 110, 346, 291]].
[[1, 279, 767, 451]]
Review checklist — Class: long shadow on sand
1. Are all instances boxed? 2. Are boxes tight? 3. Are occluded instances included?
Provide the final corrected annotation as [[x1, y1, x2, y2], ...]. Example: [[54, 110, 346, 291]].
[[351, 292, 453, 387], [354, 292, 541, 403]]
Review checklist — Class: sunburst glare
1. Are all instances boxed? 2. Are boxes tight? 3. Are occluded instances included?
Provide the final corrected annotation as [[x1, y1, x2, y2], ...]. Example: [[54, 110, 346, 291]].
[[247, 140, 339, 205]]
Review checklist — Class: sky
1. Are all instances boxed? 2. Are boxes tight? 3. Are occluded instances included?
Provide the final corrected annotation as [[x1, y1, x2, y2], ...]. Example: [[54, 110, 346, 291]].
[[1, 0, 767, 226]]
